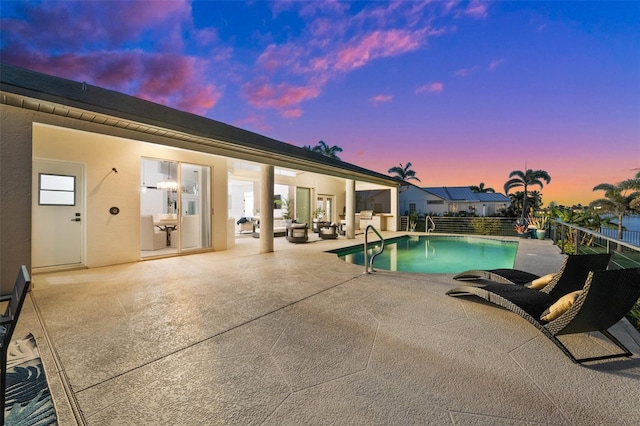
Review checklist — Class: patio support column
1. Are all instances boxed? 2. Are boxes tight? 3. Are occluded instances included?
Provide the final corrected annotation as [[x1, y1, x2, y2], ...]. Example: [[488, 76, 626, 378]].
[[346, 179, 356, 239], [260, 165, 274, 253]]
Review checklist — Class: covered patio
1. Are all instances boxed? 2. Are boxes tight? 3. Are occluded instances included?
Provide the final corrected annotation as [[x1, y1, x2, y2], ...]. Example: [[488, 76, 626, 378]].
[[15, 234, 640, 425]]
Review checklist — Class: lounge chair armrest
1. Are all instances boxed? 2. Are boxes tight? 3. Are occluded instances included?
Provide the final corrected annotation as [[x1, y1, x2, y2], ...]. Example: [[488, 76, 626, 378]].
[[0, 295, 11, 302]]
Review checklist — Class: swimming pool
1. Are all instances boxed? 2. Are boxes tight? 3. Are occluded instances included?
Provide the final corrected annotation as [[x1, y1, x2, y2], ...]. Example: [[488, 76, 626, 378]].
[[330, 235, 518, 274]]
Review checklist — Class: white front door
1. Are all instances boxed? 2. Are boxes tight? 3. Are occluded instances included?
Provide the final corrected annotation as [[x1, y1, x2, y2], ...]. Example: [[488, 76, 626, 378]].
[[32, 159, 84, 268]]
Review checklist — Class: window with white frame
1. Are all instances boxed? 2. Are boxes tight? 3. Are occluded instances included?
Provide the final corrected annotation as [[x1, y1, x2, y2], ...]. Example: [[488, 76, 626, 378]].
[[39, 173, 75, 206]]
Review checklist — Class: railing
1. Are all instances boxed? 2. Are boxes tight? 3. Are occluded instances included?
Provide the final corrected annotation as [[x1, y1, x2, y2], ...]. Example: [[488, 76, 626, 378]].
[[397, 216, 639, 248], [549, 219, 640, 333], [550, 220, 640, 269], [597, 226, 640, 247], [425, 215, 435, 233], [418, 217, 518, 236], [363, 225, 385, 274]]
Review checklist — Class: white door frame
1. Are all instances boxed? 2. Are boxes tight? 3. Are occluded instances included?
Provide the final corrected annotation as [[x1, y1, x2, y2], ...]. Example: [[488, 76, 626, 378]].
[[32, 158, 86, 270]]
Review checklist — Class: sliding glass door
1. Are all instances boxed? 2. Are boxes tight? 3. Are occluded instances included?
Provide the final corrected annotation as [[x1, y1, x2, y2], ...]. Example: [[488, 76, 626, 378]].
[[140, 158, 211, 257], [179, 163, 211, 251]]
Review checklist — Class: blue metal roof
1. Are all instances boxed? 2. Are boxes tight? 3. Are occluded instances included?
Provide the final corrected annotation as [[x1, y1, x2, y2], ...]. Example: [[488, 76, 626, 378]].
[[422, 186, 510, 202]]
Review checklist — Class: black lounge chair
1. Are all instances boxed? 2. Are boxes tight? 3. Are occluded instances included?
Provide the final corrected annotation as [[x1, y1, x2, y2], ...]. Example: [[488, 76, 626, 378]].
[[446, 268, 640, 363], [453, 253, 612, 288]]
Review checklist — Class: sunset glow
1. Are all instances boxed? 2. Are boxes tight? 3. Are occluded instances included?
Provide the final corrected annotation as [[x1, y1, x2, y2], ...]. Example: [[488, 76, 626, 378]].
[[1, 1, 638, 206]]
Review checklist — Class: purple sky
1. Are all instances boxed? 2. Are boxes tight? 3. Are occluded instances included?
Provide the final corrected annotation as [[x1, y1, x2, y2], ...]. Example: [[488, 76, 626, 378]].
[[2, 1, 638, 206]]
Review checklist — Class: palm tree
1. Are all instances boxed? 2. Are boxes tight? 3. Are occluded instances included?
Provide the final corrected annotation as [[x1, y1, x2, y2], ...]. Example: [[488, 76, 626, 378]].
[[529, 190, 543, 211], [302, 141, 343, 159], [387, 162, 421, 182], [508, 191, 525, 216], [503, 168, 551, 219], [313, 140, 343, 159], [469, 182, 495, 193], [590, 171, 640, 240]]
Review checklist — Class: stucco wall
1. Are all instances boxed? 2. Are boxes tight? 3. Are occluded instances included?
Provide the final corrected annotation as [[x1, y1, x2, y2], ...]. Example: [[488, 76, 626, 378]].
[[0, 106, 32, 293], [33, 123, 228, 268], [399, 186, 453, 216]]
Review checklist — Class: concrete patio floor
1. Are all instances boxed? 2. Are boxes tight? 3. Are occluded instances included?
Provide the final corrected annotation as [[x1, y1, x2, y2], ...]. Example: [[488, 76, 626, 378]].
[[14, 233, 640, 425]]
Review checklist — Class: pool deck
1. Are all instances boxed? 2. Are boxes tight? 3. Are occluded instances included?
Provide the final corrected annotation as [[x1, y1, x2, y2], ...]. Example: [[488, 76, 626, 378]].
[[14, 232, 640, 425]]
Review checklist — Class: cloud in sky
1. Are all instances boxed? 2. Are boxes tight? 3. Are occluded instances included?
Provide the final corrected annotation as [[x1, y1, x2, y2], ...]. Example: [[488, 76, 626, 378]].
[[416, 82, 444, 94], [241, 79, 320, 115], [369, 94, 394, 105], [0, 0, 478, 118], [454, 66, 480, 77], [2, 1, 636, 206], [454, 59, 503, 77], [488, 59, 504, 70], [463, 0, 489, 19], [0, 0, 223, 115]]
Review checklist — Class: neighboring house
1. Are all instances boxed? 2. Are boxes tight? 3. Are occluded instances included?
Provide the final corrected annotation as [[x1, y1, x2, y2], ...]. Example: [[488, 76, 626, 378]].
[[399, 185, 510, 217], [0, 64, 400, 290]]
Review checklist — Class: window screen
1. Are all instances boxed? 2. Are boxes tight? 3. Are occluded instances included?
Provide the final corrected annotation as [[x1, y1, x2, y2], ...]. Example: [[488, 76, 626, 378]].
[[355, 190, 391, 213]]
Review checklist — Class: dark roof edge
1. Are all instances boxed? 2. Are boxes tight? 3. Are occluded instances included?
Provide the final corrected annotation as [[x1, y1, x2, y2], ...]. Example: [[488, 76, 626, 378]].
[[0, 63, 398, 185]]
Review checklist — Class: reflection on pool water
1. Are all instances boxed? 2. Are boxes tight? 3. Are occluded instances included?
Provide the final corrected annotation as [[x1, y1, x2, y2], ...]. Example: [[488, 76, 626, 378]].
[[330, 235, 518, 274]]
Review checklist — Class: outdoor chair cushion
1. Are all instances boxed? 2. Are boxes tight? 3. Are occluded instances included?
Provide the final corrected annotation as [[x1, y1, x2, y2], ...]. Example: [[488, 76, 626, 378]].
[[540, 290, 582, 322], [528, 273, 556, 290]]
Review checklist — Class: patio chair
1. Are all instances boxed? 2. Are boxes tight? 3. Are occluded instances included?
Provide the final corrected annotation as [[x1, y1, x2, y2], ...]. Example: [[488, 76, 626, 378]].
[[318, 223, 338, 240], [446, 268, 640, 363], [453, 253, 612, 290], [1, 265, 32, 424], [286, 223, 308, 243]]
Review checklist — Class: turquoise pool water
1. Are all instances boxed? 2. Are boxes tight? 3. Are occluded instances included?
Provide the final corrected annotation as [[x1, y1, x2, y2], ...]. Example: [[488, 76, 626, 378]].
[[330, 235, 518, 274]]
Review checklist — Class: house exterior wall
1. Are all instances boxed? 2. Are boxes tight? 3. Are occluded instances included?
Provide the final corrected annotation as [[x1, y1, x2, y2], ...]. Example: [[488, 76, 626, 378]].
[[33, 122, 229, 268], [0, 85, 399, 281], [399, 187, 510, 217], [273, 171, 346, 224], [0, 106, 32, 293], [33, 123, 228, 267], [399, 186, 446, 216], [425, 198, 448, 215]]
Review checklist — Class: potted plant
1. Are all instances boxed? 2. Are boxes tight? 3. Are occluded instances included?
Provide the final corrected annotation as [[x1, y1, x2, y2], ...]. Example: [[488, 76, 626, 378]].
[[529, 215, 548, 240], [514, 223, 529, 238], [280, 197, 294, 225], [409, 211, 418, 231], [312, 207, 325, 232]]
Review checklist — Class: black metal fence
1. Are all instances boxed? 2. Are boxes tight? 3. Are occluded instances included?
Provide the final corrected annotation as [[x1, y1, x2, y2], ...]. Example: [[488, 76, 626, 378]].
[[406, 216, 521, 236], [401, 216, 640, 251]]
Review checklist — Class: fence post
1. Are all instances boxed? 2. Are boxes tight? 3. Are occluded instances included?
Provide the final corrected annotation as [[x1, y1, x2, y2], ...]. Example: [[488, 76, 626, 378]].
[[574, 228, 581, 254]]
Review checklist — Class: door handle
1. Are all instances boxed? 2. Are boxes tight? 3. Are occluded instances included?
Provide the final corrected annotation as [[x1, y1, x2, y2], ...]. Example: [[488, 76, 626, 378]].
[[70, 218, 81, 222]]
